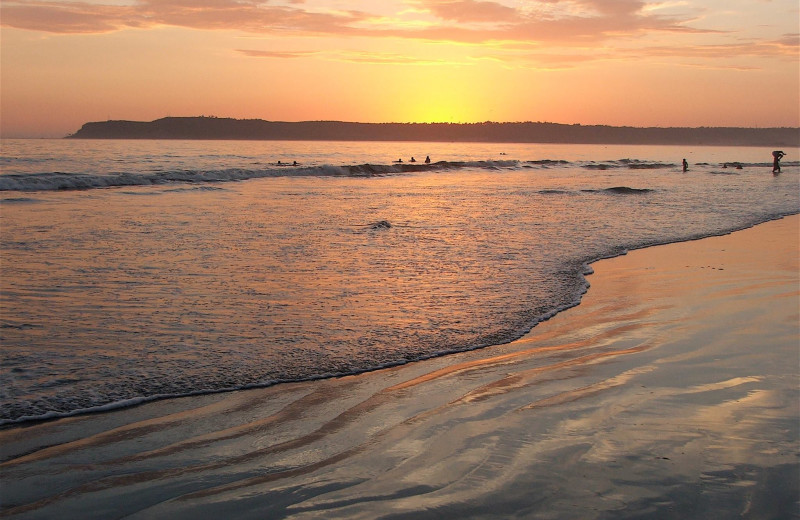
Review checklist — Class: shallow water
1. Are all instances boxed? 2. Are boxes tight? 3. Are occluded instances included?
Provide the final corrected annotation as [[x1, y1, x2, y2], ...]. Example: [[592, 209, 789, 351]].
[[0, 140, 798, 423], [1, 217, 796, 520]]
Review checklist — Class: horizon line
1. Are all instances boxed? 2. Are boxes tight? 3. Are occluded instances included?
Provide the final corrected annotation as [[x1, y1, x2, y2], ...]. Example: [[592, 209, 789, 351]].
[[77, 116, 800, 130]]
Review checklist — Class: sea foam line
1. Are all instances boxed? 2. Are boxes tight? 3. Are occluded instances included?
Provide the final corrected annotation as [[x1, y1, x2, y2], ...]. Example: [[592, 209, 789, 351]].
[[6, 213, 796, 427], [0, 158, 695, 192], [0, 161, 498, 191]]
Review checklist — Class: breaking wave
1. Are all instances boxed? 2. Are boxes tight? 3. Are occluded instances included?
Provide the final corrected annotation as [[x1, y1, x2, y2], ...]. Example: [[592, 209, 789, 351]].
[[2, 157, 796, 192], [583, 159, 674, 170], [0, 160, 521, 191]]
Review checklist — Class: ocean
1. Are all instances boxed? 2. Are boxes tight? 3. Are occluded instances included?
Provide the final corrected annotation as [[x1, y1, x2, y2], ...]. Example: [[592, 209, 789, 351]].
[[1, 139, 798, 425]]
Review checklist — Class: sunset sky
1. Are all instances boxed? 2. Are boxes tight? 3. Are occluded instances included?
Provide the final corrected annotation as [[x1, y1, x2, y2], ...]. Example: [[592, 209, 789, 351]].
[[1, 0, 798, 137]]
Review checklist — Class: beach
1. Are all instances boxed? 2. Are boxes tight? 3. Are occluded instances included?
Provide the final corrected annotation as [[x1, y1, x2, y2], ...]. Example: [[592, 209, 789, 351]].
[[1, 214, 797, 519]]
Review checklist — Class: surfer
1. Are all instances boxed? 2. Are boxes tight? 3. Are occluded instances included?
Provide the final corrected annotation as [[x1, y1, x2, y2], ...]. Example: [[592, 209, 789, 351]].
[[682, 159, 689, 172], [424, 156, 431, 164], [772, 150, 785, 173], [410, 157, 416, 162]]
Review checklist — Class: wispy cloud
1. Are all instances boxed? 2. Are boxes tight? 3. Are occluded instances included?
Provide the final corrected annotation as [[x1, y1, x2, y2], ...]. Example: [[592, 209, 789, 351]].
[[1, 0, 702, 43], [409, 0, 520, 23], [634, 36, 800, 60], [0, 0, 367, 34], [237, 48, 450, 65], [237, 49, 319, 58], [476, 34, 799, 69], [1, 1, 138, 33], [332, 50, 448, 64], [3, 0, 796, 71]]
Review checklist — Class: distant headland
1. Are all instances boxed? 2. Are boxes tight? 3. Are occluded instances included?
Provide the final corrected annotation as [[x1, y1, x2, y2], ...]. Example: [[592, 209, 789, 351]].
[[66, 117, 799, 146]]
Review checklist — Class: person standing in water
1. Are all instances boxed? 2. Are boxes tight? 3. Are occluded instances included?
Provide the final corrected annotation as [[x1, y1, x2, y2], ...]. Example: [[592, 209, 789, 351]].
[[772, 151, 785, 173], [682, 159, 689, 172]]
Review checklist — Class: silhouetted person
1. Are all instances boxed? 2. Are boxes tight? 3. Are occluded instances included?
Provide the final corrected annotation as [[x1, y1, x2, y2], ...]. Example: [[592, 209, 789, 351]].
[[682, 159, 688, 172], [772, 150, 785, 173], [410, 157, 416, 162], [424, 156, 431, 163]]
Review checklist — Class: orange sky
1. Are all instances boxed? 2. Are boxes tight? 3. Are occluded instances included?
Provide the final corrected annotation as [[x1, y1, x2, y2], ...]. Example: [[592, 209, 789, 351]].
[[1, 0, 798, 137]]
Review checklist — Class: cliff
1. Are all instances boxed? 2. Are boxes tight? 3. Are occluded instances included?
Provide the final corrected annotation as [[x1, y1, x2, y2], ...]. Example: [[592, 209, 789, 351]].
[[66, 117, 800, 146]]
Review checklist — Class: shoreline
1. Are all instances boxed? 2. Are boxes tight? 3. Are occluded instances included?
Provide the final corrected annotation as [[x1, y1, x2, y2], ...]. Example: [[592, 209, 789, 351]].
[[3, 213, 795, 429], [1, 215, 798, 519], [2, 212, 797, 428]]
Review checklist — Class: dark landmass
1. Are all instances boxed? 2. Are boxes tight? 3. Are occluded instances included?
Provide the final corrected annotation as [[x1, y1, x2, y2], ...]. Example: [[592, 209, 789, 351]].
[[66, 117, 800, 146]]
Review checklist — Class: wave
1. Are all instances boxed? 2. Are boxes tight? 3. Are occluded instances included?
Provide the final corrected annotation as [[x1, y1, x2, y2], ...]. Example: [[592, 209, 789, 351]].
[[4, 157, 792, 192], [708, 161, 799, 168], [0, 196, 41, 203], [599, 186, 654, 194], [3, 210, 797, 427], [0, 277, 594, 428], [0, 160, 527, 191], [583, 159, 674, 170], [524, 159, 571, 168]]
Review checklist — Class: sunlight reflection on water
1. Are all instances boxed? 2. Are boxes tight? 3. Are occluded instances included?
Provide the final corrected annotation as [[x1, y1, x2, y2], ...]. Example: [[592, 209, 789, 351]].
[[0, 142, 797, 422]]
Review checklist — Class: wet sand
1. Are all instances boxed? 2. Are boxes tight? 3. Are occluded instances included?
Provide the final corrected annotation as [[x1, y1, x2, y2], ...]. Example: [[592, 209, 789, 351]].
[[1, 215, 798, 520]]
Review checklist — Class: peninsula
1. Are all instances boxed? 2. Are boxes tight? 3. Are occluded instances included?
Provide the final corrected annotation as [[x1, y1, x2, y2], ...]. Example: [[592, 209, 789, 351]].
[[66, 117, 799, 146]]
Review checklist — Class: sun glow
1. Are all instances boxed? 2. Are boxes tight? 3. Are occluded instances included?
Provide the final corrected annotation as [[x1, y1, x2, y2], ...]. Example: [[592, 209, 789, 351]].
[[405, 90, 478, 123], [1, 0, 798, 137], [382, 68, 500, 123]]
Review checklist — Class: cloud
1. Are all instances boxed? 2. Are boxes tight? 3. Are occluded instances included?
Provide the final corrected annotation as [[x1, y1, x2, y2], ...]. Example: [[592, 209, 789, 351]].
[[237, 49, 318, 58], [372, 12, 706, 45], [237, 48, 448, 65], [773, 32, 799, 48], [332, 50, 446, 64], [578, 0, 645, 17], [0, 0, 777, 52], [0, 0, 368, 34], [411, 0, 520, 23], [478, 35, 799, 70], [1, 1, 139, 33], [390, 0, 715, 44], [473, 51, 616, 70], [640, 38, 800, 59]]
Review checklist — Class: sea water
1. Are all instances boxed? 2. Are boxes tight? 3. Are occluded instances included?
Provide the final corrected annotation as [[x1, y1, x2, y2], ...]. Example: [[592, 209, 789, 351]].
[[1, 139, 797, 424]]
